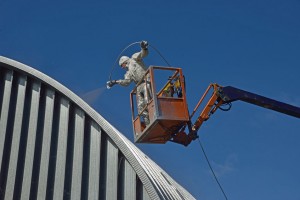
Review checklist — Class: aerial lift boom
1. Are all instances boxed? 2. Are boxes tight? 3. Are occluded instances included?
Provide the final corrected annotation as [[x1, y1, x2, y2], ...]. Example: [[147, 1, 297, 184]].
[[130, 66, 300, 146], [191, 83, 300, 133]]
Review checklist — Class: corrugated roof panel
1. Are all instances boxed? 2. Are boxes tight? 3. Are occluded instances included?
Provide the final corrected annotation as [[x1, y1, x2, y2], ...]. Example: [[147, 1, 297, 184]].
[[0, 56, 196, 200]]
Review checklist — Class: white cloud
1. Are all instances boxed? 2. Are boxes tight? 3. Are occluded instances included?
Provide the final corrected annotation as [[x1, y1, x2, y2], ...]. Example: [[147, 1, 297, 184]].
[[211, 154, 238, 177]]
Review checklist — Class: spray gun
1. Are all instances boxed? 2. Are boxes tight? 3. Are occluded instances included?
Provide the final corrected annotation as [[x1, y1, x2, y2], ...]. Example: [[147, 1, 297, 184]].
[[106, 80, 117, 89]]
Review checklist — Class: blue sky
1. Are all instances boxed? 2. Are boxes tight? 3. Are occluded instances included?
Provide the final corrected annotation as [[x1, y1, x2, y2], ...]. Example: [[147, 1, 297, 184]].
[[1, 0, 300, 199]]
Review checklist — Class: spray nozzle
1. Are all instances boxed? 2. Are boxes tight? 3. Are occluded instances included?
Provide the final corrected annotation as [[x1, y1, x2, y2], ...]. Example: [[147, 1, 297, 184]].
[[106, 81, 111, 89], [106, 80, 117, 89]]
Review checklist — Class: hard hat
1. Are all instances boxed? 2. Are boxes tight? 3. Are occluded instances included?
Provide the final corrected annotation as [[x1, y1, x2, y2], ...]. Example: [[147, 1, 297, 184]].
[[119, 56, 129, 66]]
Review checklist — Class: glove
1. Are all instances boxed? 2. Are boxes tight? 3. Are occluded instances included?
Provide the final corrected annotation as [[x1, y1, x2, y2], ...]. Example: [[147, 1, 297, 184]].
[[140, 40, 148, 50], [106, 80, 117, 89]]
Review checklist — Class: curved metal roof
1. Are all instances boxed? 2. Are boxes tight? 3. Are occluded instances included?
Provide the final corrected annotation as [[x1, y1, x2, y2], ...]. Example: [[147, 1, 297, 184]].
[[0, 56, 195, 200]]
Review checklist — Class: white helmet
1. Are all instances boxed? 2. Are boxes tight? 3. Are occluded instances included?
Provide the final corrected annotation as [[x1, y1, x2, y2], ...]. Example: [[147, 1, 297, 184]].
[[119, 56, 129, 66]]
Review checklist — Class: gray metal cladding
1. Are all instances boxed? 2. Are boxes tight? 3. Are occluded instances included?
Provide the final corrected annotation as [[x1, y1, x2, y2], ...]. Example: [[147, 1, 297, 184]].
[[0, 56, 196, 200]]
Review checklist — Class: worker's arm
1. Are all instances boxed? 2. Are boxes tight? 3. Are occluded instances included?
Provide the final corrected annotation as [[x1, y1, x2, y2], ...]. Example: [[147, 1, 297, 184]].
[[132, 41, 149, 61], [132, 48, 148, 61], [116, 71, 132, 86]]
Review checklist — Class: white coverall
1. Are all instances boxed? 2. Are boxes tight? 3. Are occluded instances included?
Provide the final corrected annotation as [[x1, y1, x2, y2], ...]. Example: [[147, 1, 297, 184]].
[[116, 48, 151, 124]]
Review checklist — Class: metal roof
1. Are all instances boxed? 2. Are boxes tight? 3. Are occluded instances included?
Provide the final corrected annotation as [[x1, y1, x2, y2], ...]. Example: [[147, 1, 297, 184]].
[[0, 56, 196, 200]]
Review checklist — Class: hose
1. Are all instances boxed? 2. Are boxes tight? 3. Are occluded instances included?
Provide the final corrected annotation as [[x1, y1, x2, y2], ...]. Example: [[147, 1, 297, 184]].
[[108, 41, 172, 81], [108, 41, 140, 81], [219, 102, 232, 111], [149, 44, 171, 67]]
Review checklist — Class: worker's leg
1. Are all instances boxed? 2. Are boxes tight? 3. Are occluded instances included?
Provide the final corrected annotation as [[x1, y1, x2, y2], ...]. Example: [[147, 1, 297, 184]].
[[146, 82, 152, 100], [137, 84, 150, 125]]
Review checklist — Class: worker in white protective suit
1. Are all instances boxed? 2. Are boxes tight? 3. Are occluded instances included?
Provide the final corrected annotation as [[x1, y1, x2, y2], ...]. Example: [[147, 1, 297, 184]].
[[107, 41, 151, 125]]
